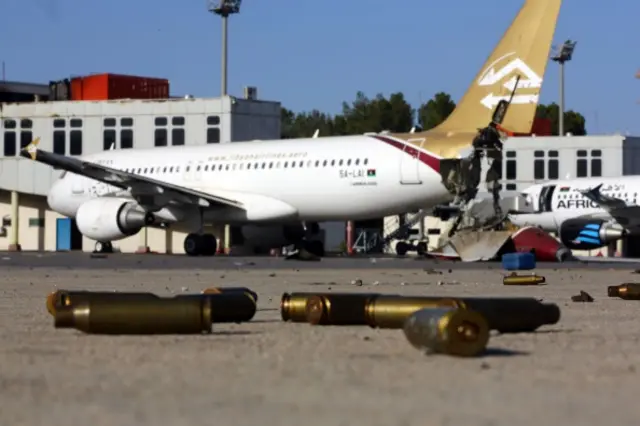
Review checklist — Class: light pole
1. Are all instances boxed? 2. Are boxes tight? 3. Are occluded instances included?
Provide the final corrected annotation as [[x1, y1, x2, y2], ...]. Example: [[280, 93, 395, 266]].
[[207, 0, 242, 96], [551, 40, 577, 136]]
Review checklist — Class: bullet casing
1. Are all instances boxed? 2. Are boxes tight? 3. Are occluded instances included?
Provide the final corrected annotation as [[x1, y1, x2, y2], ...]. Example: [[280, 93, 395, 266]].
[[403, 307, 489, 357], [305, 293, 381, 325], [365, 296, 560, 333], [608, 284, 640, 300], [202, 287, 258, 302], [54, 297, 213, 335], [280, 292, 383, 322], [176, 292, 256, 323], [364, 296, 463, 329], [46, 290, 159, 316], [503, 274, 546, 286]]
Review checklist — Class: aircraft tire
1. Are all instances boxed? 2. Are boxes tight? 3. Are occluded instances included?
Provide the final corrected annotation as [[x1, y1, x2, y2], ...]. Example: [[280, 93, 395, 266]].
[[396, 241, 409, 256], [184, 233, 203, 256], [416, 242, 427, 256], [201, 234, 217, 256], [95, 241, 113, 254], [305, 240, 325, 257]]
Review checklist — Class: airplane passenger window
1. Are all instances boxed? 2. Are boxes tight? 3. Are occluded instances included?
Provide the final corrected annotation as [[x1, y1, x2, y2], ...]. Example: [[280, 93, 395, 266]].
[[163, 167, 168, 172], [219, 165, 223, 170], [347, 159, 352, 166], [204, 165, 209, 171], [261, 163, 266, 169], [323, 160, 327, 167], [284, 162, 288, 168], [144, 168, 148, 174], [197, 166, 201, 171], [169, 167, 174, 172], [225, 165, 230, 170], [247, 163, 252, 169], [269, 162, 273, 169], [364, 159, 368, 165], [254, 163, 259, 169], [291, 161, 296, 168], [186, 166, 190, 172], [150, 167, 155, 173], [299, 161, 303, 167], [315, 160, 320, 167], [355, 159, 360, 165]]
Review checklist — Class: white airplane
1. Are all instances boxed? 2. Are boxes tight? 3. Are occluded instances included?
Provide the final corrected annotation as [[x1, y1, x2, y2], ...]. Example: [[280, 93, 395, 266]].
[[509, 177, 638, 252], [20, 0, 562, 257]]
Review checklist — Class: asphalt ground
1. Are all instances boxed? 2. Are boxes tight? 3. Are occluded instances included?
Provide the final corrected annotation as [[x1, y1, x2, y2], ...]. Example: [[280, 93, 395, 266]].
[[1, 261, 640, 425], [2, 250, 640, 270]]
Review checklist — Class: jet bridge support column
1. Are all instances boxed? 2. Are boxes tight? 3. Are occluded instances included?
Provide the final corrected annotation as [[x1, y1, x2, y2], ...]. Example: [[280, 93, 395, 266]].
[[8, 191, 21, 251], [223, 224, 231, 254]]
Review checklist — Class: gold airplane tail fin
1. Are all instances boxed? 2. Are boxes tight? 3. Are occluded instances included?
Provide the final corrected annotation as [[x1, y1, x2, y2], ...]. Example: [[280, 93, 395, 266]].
[[432, 0, 563, 135]]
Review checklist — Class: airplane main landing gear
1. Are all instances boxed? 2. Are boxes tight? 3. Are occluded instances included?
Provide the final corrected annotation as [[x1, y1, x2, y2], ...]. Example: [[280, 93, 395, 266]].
[[395, 240, 428, 257], [184, 233, 218, 257], [94, 241, 113, 254]]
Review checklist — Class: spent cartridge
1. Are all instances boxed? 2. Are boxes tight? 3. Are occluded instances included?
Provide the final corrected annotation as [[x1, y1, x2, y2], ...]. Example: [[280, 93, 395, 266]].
[[305, 293, 381, 325], [607, 284, 640, 300], [176, 292, 256, 323], [403, 307, 489, 357], [503, 273, 546, 286], [202, 287, 258, 302], [364, 296, 464, 329], [54, 297, 212, 335], [46, 290, 159, 316], [365, 296, 560, 333], [280, 292, 383, 323]]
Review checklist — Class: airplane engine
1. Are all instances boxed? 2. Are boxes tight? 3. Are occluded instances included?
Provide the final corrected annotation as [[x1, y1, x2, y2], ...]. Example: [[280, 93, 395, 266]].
[[76, 198, 155, 242], [239, 224, 306, 251], [558, 219, 627, 251], [510, 226, 573, 262]]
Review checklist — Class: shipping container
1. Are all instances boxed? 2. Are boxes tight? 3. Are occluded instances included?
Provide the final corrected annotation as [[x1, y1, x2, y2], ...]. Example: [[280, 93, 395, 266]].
[[70, 73, 169, 101]]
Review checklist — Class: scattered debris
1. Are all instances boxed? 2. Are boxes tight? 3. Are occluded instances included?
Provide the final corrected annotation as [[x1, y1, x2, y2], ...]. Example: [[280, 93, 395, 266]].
[[351, 279, 363, 287], [284, 248, 320, 261], [571, 291, 594, 303], [424, 268, 443, 275], [268, 273, 276, 277]]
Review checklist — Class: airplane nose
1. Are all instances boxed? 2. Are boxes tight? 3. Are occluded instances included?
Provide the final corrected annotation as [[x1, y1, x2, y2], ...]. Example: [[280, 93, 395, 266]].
[[47, 179, 66, 214]]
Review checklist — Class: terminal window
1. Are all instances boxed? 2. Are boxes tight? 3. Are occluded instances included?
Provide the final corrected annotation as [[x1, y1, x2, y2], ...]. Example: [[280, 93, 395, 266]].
[[53, 130, 66, 155], [155, 128, 168, 147], [121, 129, 133, 149], [20, 119, 33, 149], [172, 128, 185, 146], [576, 150, 588, 178], [548, 150, 559, 179], [103, 129, 116, 150], [207, 115, 221, 143], [534, 150, 545, 180], [70, 130, 83, 155], [3, 129, 16, 156], [591, 150, 602, 177]]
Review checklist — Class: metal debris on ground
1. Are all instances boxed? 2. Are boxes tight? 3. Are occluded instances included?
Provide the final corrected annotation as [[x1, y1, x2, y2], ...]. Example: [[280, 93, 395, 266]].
[[571, 291, 594, 303]]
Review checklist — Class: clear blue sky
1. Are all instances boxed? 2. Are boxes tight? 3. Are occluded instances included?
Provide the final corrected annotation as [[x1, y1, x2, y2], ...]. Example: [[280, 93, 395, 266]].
[[2, 0, 639, 135]]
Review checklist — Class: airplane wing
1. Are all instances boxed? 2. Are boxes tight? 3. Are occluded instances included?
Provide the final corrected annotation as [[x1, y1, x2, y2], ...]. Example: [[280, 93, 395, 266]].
[[579, 184, 628, 210], [20, 138, 244, 210], [578, 183, 640, 227]]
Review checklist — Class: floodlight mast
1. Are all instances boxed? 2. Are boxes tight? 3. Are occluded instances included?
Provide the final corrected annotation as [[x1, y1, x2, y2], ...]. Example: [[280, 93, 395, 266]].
[[207, 0, 242, 96], [551, 40, 577, 136]]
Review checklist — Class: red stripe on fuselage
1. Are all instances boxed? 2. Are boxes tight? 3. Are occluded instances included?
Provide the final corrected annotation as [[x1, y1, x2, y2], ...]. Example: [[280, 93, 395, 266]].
[[371, 135, 440, 173]]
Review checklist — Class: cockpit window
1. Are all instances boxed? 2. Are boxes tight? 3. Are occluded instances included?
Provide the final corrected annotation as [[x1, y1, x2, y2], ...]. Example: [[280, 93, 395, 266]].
[[59, 171, 67, 178]]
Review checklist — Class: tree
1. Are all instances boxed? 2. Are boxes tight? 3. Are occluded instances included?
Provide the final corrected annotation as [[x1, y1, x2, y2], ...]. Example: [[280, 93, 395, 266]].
[[417, 92, 456, 131], [340, 91, 414, 134], [536, 103, 587, 136]]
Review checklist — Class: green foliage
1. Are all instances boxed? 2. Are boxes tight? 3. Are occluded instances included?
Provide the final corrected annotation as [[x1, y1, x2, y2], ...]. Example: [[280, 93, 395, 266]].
[[281, 92, 587, 138], [535, 103, 587, 136]]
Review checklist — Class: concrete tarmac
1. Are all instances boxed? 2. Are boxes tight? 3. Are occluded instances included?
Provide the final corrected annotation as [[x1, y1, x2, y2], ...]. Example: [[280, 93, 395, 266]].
[[1, 264, 640, 425], [2, 250, 640, 270]]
